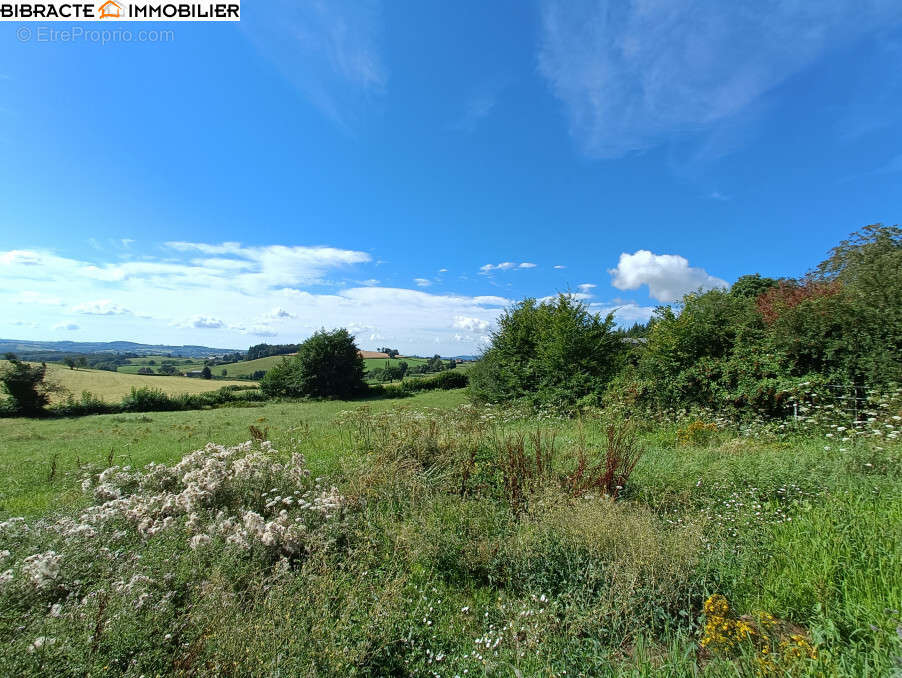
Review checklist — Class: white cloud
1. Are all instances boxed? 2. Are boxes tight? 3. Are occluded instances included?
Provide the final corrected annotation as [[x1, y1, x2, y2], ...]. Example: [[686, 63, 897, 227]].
[[538, 0, 902, 158], [553, 265, 566, 270], [608, 250, 727, 302], [187, 316, 225, 329], [72, 300, 131, 316], [590, 302, 656, 326], [453, 316, 490, 332], [53, 323, 79, 331], [0, 244, 520, 354], [438, 268, 448, 273], [413, 278, 432, 287], [480, 262, 537, 273], [577, 283, 596, 292]]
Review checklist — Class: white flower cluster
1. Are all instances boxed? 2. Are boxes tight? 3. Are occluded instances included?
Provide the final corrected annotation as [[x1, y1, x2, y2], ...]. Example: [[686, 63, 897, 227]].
[[77, 441, 344, 557], [20, 551, 62, 590]]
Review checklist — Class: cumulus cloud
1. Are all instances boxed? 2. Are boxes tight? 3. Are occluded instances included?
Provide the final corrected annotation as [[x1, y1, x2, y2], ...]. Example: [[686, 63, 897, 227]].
[[538, 0, 902, 157], [72, 300, 132, 316], [453, 316, 491, 332], [608, 250, 727, 302]]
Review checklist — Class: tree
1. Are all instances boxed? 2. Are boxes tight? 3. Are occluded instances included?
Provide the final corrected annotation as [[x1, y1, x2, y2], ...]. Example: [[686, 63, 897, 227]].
[[201, 366, 212, 379], [76, 356, 87, 369], [730, 273, 779, 298], [261, 329, 365, 399], [469, 294, 623, 406], [221, 368, 228, 377], [158, 364, 177, 376], [0, 358, 61, 415], [63, 357, 77, 370]]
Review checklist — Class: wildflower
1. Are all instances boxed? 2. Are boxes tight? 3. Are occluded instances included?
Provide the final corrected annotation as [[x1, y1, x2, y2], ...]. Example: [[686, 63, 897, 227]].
[[21, 551, 61, 590], [27, 637, 55, 653]]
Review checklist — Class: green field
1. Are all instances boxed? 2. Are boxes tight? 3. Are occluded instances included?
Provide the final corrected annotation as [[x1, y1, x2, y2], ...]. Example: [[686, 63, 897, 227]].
[[117, 355, 207, 375], [0, 389, 898, 676], [0, 362, 254, 405], [217, 355, 435, 381]]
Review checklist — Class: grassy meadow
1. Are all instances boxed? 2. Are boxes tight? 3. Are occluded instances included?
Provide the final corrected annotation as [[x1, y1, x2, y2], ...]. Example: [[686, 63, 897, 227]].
[[0, 387, 899, 676], [0, 361, 253, 405]]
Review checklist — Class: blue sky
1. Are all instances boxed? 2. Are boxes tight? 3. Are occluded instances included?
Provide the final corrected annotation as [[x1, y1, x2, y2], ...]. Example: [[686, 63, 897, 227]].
[[1, 0, 901, 354]]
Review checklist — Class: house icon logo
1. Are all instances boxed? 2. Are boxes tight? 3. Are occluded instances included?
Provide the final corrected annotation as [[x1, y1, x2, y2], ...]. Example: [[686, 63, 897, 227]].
[[98, 0, 122, 19]]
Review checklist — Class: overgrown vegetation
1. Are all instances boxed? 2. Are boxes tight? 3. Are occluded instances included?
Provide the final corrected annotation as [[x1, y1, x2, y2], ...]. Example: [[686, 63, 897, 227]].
[[471, 224, 902, 416], [0, 392, 899, 676]]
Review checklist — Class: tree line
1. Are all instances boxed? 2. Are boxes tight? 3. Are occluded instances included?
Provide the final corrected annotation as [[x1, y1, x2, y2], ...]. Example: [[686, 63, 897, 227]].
[[469, 224, 902, 415]]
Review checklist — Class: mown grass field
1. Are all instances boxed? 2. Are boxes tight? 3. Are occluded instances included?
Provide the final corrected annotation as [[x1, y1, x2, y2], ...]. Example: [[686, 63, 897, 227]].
[[0, 362, 253, 405], [0, 389, 899, 676]]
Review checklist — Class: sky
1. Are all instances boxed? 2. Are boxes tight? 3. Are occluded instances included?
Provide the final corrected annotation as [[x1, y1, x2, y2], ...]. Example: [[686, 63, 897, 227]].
[[1, 0, 901, 355]]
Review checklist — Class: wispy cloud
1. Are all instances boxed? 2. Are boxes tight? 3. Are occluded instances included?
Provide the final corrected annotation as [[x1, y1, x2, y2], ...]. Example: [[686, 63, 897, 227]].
[[72, 300, 132, 316], [480, 261, 536, 273], [413, 278, 432, 287], [242, 0, 386, 130], [538, 0, 902, 158]]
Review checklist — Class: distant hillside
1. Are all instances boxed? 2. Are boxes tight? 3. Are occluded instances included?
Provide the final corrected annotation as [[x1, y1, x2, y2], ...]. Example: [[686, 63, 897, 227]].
[[0, 339, 239, 358]]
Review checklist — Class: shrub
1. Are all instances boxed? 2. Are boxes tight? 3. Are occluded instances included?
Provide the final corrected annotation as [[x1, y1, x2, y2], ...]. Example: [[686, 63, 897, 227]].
[[469, 294, 623, 407], [0, 358, 62, 416], [565, 419, 643, 499]]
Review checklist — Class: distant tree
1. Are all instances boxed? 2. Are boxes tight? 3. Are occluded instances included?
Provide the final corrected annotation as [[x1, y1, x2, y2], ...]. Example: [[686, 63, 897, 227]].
[[0, 358, 62, 415], [158, 364, 177, 376], [63, 357, 77, 370], [147, 359, 156, 366], [76, 356, 87, 369], [137, 367, 154, 375], [201, 366, 212, 380], [398, 361, 409, 379], [251, 370, 266, 380], [261, 329, 365, 399], [221, 368, 228, 377]]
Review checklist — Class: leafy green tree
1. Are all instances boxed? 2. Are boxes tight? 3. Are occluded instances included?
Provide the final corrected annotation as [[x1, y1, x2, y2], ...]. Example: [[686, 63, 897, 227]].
[[261, 329, 365, 399], [470, 294, 622, 406], [201, 366, 212, 379], [63, 357, 77, 370], [0, 358, 61, 415], [730, 273, 779, 298], [221, 368, 228, 377]]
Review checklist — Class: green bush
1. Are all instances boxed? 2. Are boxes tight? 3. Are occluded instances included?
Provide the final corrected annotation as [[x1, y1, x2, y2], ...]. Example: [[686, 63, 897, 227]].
[[469, 294, 623, 407]]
